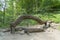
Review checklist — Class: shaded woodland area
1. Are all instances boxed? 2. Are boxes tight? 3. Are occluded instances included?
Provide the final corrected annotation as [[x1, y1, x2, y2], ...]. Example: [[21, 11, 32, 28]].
[[0, 0, 60, 28]]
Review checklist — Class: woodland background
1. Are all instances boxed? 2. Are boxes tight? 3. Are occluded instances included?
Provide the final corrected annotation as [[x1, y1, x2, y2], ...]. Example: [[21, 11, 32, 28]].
[[0, 0, 60, 28]]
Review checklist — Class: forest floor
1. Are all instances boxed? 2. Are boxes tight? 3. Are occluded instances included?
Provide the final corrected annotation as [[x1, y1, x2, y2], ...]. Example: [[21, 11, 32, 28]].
[[0, 23, 60, 40]]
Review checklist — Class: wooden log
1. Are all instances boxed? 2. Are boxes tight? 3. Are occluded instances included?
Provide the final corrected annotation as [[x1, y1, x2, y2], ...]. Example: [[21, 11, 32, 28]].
[[10, 15, 46, 27], [10, 15, 46, 34], [10, 15, 52, 34]]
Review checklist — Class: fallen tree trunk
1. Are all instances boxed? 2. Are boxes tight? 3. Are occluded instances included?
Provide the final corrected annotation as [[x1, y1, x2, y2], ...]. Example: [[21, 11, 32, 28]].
[[10, 15, 45, 27], [9, 15, 52, 34], [4, 20, 52, 34], [10, 15, 46, 34]]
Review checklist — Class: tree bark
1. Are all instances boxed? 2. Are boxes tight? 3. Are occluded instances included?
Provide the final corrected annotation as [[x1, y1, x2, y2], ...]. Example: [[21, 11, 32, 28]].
[[10, 15, 46, 33]]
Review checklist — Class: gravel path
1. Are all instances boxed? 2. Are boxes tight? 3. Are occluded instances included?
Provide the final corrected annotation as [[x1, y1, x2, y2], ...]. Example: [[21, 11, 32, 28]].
[[0, 23, 60, 40], [0, 29, 60, 40]]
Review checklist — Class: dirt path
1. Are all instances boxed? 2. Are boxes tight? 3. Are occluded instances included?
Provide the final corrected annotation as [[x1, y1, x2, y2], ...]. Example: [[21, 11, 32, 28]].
[[0, 23, 60, 40], [0, 29, 60, 40]]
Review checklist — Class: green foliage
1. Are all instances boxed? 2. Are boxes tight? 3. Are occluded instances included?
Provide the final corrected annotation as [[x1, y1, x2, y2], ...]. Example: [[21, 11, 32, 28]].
[[0, 0, 60, 28]]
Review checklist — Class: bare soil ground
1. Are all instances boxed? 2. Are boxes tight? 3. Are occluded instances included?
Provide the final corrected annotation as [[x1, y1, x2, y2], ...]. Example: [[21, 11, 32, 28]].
[[0, 23, 60, 40]]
